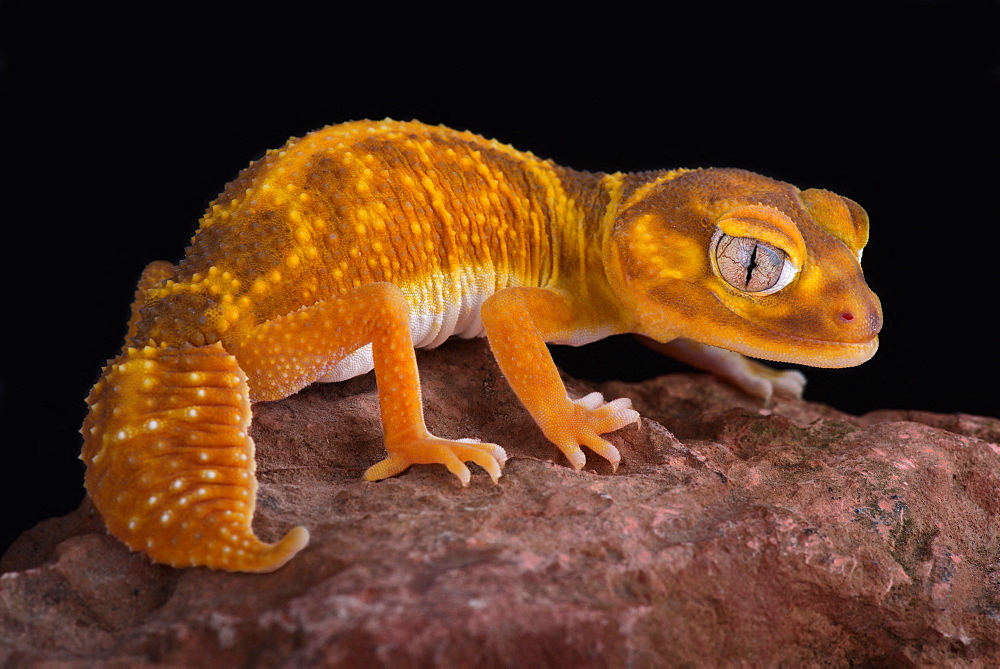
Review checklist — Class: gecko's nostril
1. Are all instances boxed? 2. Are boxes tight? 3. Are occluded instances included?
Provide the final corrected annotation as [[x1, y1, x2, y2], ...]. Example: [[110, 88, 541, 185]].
[[841, 312, 854, 322]]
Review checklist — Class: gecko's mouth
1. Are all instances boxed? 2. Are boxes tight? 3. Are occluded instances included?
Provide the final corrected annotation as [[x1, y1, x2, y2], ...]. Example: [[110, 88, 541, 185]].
[[711, 327, 880, 368], [650, 319, 880, 368], [643, 305, 881, 369]]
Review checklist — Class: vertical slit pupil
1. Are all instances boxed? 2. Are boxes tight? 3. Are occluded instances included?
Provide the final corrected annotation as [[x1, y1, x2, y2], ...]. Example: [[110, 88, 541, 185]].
[[745, 244, 758, 288]]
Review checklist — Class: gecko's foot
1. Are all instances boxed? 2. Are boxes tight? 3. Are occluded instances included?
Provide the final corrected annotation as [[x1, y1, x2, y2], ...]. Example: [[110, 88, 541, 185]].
[[733, 358, 807, 401], [639, 337, 807, 402], [552, 393, 641, 472], [364, 435, 507, 486]]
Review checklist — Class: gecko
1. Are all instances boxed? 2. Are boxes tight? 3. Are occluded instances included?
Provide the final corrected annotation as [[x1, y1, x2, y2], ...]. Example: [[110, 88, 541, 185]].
[[81, 119, 882, 573]]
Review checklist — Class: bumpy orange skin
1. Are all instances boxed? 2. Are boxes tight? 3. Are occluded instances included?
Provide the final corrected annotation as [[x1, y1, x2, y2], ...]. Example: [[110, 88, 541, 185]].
[[81, 120, 881, 572]]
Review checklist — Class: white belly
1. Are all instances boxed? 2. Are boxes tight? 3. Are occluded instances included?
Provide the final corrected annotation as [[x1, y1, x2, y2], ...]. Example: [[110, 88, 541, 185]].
[[316, 269, 495, 383]]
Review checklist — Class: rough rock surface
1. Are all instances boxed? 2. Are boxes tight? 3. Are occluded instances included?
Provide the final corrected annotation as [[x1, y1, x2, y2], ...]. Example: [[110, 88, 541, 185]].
[[2, 339, 998, 666]]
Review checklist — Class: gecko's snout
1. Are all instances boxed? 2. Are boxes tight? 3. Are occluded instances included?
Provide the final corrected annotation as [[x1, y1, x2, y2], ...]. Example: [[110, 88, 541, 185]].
[[832, 293, 882, 344]]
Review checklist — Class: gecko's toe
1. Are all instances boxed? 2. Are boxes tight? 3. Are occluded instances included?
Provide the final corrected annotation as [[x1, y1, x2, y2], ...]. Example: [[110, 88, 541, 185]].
[[365, 435, 507, 486]]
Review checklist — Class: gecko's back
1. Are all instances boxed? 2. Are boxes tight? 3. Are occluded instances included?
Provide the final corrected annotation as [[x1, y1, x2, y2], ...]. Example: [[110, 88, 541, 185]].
[[135, 121, 610, 382]]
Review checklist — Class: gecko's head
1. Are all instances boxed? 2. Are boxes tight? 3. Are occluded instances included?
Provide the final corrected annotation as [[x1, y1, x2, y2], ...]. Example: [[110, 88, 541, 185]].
[[604, 168, 882, 368]]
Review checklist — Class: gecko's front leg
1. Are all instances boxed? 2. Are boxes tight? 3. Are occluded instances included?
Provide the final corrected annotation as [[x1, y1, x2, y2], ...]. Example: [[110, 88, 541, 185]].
[[480, 286, 640, 471]]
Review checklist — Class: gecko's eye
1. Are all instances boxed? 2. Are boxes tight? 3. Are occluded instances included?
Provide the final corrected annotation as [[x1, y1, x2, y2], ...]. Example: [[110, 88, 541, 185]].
[[712, 232, 798, 294]]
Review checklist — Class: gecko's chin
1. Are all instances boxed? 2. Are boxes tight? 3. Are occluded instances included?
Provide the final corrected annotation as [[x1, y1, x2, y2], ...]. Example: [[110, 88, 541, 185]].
[[791, 336, 879, 369]]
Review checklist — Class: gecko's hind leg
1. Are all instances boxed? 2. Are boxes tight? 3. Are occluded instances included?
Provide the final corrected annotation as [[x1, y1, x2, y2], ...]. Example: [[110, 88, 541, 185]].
[[124, 261, 175, 344], [84, 262, 308, 572], [230, 282, 507, 487]]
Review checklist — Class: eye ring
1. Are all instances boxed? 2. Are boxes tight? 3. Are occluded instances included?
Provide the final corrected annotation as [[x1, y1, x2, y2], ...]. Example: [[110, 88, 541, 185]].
[[710, 229, 799, 295]]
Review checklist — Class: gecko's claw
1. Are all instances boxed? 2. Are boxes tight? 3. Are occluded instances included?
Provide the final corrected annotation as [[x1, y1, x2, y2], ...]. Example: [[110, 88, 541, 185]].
[[548, 393, 639, 472], [364, 435, 507, 486]]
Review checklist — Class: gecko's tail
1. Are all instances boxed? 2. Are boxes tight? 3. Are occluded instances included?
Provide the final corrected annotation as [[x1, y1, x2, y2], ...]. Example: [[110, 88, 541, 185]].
[[81, 341, 309, 572]]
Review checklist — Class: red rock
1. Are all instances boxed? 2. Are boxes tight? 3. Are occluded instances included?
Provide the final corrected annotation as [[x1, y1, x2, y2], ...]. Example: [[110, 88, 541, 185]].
[[2, 339, 999, 665]]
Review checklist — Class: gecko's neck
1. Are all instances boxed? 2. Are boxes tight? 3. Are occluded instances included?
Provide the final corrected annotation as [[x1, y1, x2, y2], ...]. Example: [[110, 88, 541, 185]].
[[539, 166, 692, 338], [543, 166, 682, 286]]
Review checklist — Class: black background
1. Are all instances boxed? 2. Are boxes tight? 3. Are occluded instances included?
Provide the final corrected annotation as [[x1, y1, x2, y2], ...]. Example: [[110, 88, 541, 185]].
[[2, 1, 997, 553]]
